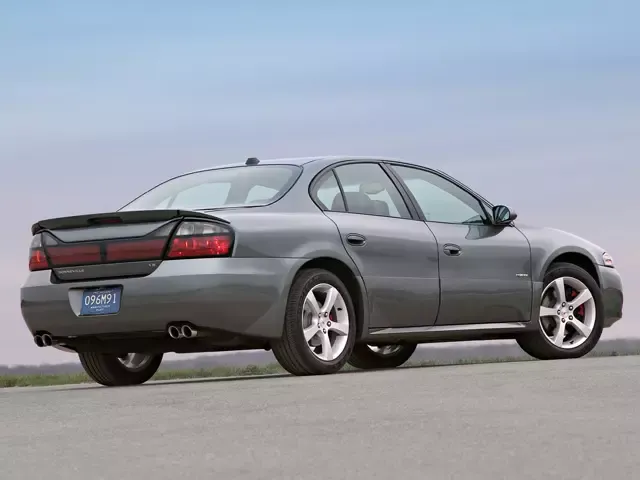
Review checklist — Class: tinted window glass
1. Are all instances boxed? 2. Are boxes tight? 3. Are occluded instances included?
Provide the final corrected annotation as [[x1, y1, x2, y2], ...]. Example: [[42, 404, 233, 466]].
[[313, 171, 345, 212], [120, 165, 300, 211], [333, 163, 410, 219], [391, 165, 487, 224]]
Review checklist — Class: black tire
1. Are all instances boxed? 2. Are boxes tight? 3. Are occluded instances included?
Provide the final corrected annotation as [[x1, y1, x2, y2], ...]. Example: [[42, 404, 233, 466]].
[[272, 268, 357, 376], [516, 262, 604, 360], [348, 343, 417, 370], [78, 352, 163, 387]]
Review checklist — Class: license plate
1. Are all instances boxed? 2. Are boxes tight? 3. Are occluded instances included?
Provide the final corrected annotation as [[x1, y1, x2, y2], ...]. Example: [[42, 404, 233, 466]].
[[80, 287, 122, 316]]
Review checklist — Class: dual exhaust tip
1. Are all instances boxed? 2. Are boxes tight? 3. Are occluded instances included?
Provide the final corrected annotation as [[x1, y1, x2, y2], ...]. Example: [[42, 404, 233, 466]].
[[36, 327, 196, 345], [34, 333, 53, 347], [167, 324, 198, 340]]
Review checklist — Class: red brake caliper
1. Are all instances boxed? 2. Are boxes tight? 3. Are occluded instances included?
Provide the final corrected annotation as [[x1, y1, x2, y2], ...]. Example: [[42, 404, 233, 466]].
[[571, 289, 584, 316]]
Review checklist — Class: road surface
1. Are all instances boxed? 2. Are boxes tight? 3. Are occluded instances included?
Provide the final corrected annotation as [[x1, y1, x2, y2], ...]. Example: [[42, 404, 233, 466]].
[[2, 356, 639, 479]]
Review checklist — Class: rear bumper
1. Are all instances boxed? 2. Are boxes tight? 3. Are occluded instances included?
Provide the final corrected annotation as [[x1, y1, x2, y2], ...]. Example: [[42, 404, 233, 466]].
[[20, 257, 304, 340], [598, 265, 623, 328]]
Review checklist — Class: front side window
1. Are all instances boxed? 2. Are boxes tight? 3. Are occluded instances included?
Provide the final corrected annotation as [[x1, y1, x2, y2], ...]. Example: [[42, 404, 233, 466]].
[[333, 163, 411, 219], [120, 165, 301, 211], [391, 165, 487, 224]]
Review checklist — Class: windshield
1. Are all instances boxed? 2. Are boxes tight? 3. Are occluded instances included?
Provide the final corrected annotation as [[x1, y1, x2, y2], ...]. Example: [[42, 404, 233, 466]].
[[120, 165, 301, 211]]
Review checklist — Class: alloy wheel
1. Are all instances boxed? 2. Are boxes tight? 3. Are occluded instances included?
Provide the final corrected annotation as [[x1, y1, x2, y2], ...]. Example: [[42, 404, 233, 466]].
[[301, 283, 350, 361], [539, 276, 596, 349]]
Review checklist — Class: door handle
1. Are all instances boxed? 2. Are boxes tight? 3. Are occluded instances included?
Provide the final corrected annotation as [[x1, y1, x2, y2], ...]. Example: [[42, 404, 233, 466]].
[[346, 233, 367, 246], [443, 243, 461, 256]]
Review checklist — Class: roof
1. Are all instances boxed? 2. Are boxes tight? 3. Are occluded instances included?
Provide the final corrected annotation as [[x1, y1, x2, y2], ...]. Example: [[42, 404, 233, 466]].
[[185, 155, 411, 175]]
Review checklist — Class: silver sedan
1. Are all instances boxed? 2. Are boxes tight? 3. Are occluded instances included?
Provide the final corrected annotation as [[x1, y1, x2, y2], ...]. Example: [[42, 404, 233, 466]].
[[20, 155, 624, 386]]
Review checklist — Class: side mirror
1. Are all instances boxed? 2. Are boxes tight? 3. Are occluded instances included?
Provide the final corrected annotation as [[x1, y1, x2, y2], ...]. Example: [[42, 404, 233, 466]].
[[492, 205, 517, 225]]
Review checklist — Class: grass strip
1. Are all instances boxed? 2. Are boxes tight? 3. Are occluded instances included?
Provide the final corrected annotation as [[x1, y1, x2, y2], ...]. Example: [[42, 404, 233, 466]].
[[2, 349, 637, 389]]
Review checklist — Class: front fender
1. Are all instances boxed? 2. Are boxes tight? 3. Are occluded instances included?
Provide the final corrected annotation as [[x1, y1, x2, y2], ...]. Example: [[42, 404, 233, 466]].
[[517, 224, 605, 283]]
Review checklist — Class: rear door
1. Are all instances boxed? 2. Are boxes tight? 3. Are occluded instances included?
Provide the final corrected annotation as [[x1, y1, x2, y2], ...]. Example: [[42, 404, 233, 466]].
[[386, 163, 533, 326], [311, 161, 440, 329]]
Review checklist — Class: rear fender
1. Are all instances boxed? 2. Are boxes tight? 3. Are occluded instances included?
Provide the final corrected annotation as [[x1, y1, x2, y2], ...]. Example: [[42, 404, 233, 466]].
[[225, 210, 370, 339]]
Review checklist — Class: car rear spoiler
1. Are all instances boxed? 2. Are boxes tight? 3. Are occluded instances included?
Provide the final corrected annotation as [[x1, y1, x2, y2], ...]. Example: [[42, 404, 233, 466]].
[[31, 209, 230, 235]]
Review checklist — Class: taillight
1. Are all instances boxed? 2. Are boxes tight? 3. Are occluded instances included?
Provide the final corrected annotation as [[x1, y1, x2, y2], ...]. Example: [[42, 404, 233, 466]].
[[47, 244, 102, 266], [166, 221, 233, 259], [28, 234, 50, 271], [106, 239, 166, 262], [27, 220, 233, 271]]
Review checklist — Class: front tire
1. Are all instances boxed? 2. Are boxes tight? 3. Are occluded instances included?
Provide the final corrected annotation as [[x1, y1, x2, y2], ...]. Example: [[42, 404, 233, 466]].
[[79, 352, 163, 387], [348, 344, 417, 370], [272, 268, 357, 376], [516, 262, 604, 360]]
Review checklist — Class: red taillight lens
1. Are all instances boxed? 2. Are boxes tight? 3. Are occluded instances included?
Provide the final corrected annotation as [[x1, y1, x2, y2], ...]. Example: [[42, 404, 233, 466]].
[[167, 235, 232, 258], [28, 235, 50, 271], [166, 221, 233, 259], [47, 244, 102, 266], [29, 249, 49, 271], [27, 220, 232, 271], [106, 239, 166, 262]]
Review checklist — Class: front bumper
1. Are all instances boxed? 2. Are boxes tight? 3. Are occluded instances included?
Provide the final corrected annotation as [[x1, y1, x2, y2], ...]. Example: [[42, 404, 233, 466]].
[[20, 257, 304, 340], [598, 265, 624, 328]]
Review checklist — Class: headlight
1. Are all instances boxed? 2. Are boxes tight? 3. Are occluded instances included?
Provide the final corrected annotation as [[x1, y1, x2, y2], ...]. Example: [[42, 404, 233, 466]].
[[602, 252, 614, 267]]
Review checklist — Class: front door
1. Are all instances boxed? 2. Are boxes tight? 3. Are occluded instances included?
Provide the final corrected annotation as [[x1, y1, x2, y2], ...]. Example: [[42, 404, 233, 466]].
[[312, 162, 440, 329], [388, 163, 533, 326]]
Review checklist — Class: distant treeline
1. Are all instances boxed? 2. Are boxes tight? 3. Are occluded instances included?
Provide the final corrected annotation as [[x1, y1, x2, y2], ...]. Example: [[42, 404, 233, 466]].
[[2, 338, 639, 376]]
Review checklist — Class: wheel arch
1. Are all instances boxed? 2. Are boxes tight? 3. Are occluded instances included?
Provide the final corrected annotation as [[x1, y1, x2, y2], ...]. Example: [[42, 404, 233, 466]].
[[544, 250, 601, 287], [295, 256, 369, 340]]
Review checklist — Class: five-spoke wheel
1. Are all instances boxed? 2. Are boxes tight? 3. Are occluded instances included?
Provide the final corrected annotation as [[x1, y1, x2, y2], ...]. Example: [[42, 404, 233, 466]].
[[539, 276, 596, 349], [301, 283, 351, 362], [517, 262, 603, 360], [272, 268, 356, 375]]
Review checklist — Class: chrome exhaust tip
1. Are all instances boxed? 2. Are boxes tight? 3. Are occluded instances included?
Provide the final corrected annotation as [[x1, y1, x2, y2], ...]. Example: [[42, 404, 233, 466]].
[[167, 325, 182, 339], [34, 335, 44, 347], [181, 325, 197, 338], [41, 333, 53, 347]]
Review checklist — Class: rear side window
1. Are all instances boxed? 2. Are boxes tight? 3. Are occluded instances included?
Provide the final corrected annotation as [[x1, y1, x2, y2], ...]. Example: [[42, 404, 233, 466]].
[[333, 163, 411, 219], [312, 170, 346, 212], [120, 165, 301, 211]]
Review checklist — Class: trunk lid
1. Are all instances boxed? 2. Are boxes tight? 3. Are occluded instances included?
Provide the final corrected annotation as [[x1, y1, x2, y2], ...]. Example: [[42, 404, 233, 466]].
[[30, 209, 231, 282]]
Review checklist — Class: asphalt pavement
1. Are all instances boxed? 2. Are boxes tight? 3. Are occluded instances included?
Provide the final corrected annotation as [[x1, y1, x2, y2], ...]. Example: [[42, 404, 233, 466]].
[[2, 356, 639, 479]]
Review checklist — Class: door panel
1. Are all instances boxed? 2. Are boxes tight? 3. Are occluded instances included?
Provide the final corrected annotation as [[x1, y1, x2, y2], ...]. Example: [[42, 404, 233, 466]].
[[323, 162, 441, 330], [427, 222, 532, 325], [386, 163, 533, 326], [326, 212, 440, 329]]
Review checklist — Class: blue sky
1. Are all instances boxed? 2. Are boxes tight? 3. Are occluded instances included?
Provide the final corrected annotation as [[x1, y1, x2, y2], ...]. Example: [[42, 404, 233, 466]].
[[1, 1, 638, 364]]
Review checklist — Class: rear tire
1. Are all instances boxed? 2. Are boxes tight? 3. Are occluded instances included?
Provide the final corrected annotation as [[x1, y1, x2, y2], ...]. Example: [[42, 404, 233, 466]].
[[79, 352, 163, 387], [348, 344, 417, 370], [516, 262, 604, 360], [272, 268, 357, 376]]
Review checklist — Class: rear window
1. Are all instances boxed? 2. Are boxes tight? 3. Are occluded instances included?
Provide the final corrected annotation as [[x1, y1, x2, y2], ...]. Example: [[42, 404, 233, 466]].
[[120, 165, 301, 211]]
